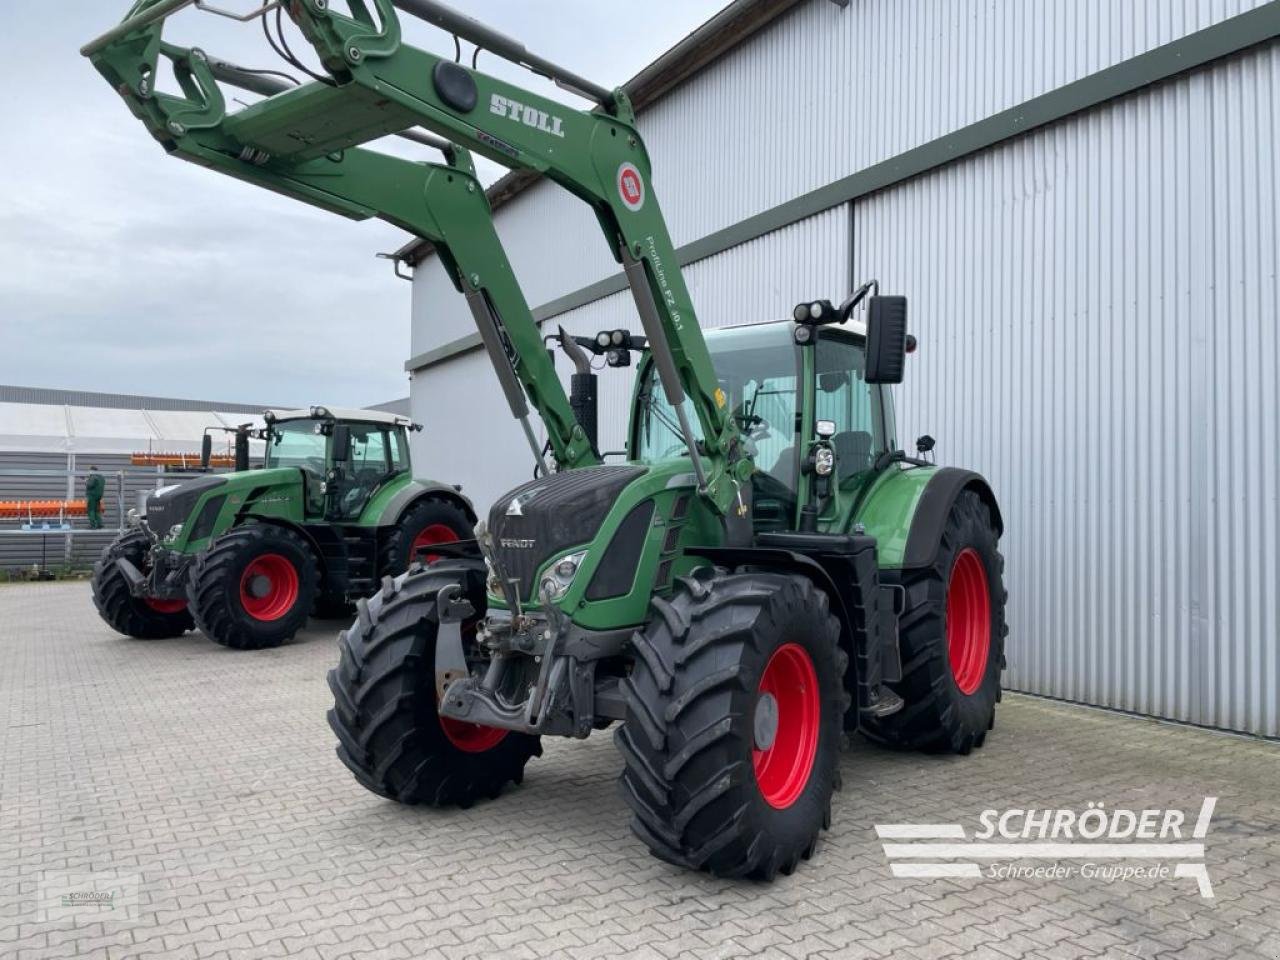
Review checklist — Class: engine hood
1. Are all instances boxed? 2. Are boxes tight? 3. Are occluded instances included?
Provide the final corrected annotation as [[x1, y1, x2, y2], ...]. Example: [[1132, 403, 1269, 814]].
[[487, 465, 648, 601]]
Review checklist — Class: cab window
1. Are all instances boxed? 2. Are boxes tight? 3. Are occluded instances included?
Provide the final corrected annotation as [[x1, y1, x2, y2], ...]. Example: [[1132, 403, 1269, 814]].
[[266, 419, 327, 474], [633, 323, 801, 491], [349, 426, 391, 475], [814, 332, 880, 481], [386, 429, 410, 473]]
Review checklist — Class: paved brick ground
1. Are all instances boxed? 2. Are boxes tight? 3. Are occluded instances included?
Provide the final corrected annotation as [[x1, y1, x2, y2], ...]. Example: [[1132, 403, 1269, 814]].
[[2, 580, 1279, 960]]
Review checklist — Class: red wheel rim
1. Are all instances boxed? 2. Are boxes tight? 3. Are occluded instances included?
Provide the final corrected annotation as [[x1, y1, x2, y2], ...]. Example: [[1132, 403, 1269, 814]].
[[440, 716, 507, 753], [411, 523, 459, 566], [752, 642, 820, 809], [144, 597, 187, 615], [947, 547, 991, 695], [238, 552, 300, 622]]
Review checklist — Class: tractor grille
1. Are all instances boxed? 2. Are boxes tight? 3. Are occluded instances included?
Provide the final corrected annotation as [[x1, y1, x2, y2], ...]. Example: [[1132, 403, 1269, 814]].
[[145, 476, 226, 537], [487, 465, 646, 601]]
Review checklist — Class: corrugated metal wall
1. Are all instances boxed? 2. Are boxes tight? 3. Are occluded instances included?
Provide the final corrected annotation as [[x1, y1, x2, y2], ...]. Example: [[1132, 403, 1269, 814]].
[[645, 0, 1273, 246], [0, 452, 206, 571], [408, 0, 1274, 363], [853, 40, 1280, 737]]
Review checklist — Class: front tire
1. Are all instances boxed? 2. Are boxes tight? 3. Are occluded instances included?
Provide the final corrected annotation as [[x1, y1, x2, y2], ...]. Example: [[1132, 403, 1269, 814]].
[[188, 524, 318, 650], [861, 489, 1007, 753], [91, 530, 193, 639], [326, 561, 540, 807], [379, 498, 473, 575], [616, 570, 845, 880]]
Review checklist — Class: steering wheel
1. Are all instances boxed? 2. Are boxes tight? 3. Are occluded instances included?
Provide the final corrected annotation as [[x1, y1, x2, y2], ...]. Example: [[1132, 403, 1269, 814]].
[[735, 412, 772, 442]]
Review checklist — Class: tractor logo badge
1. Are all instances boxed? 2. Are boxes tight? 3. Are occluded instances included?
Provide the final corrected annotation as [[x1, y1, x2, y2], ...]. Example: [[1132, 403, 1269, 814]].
[[618, 162, 644, 212], [506, 486, 545, 517]]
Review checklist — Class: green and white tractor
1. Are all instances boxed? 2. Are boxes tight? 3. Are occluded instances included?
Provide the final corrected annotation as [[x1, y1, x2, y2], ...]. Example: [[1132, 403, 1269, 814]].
[[91, 407, 475, 649], [86, 0, 1007, 878]]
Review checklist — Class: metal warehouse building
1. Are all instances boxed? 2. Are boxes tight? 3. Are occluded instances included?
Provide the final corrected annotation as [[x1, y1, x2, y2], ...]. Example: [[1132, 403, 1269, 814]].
[[397, 0, 1280, 737]]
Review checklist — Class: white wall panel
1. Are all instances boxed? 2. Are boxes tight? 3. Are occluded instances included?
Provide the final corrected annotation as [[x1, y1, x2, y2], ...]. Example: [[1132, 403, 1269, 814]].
[[853, 41, 1280, 737], [408, 350, 536, 515], [409, 255, 473, 359]]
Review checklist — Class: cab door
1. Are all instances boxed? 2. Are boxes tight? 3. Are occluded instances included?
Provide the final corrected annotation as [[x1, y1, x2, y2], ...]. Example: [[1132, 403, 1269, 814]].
[[328, 425, 394, 521]]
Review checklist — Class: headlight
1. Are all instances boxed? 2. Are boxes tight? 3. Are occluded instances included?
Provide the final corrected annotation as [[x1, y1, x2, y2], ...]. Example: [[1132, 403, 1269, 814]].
[[165, 523, 184, 542], [538, 550, 587, 602], [813, 447, 835, 477]]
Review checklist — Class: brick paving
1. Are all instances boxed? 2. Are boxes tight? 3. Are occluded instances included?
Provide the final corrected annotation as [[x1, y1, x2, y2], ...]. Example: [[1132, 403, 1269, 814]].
[[2, 580, 1278, 959]]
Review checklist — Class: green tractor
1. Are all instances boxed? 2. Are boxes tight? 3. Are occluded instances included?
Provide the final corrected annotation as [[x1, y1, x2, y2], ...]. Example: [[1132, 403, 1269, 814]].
[[84, 0, 1007, 878], [91, 407, 475, 649], [333, 306, 1007, 878]]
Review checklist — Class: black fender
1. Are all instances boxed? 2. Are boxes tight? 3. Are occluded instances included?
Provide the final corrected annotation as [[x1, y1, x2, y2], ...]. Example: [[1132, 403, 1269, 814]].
[[229, 516, 327, 570], [380, 480, 478, 529], [902, 468, 1003, 569], [691, 546, 856, 642]]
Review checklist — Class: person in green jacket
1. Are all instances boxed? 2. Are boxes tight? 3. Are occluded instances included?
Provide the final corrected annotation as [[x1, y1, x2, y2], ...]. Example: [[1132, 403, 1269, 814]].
[[85, 466, 105, 529]]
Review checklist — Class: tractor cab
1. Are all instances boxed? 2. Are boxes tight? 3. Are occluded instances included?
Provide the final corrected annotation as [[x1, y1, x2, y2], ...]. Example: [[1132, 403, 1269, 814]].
[[262, 407, 416, 522], [629, 316, 899, 536]]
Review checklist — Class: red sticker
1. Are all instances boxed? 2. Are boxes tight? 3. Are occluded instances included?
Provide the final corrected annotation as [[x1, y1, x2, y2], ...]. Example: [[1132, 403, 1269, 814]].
[[617, 162, 644, 212]]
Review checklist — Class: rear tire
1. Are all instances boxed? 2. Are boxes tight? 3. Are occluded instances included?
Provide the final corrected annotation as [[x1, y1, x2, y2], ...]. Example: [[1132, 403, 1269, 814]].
[[188, 524, 318, 650], [616, 570, 844, 880], [91, 530, 193, 639], [379, 498, 473, 575], [326, 560, 540, 807], [861, 489, 1007, 753]]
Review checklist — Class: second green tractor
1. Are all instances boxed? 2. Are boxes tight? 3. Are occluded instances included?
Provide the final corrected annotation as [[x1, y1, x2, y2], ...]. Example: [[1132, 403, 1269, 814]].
[[91, 407, 475, 649]]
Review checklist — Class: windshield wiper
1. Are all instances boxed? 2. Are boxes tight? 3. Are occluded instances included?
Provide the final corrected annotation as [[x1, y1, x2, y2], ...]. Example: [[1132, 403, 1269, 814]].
[[640, 387, 685, 443]]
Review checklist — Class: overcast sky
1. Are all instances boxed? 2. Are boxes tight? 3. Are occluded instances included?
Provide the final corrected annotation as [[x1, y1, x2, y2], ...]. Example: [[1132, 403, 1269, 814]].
[[0, 0, 726, 408]]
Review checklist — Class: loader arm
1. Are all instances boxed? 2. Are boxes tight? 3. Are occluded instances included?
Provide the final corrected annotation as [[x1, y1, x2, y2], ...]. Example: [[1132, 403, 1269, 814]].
[[83, 0, 745, 516], [83, 25, 596, 473]]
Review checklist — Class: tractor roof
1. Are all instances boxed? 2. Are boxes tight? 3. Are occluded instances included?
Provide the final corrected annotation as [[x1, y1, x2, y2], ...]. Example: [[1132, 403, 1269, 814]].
[[264, 406, 413, 427], [707, 316, 868, 340]]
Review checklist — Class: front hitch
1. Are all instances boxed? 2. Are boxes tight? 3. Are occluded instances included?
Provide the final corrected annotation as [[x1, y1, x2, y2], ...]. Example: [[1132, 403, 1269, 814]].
[[433, 583, 474, 702]]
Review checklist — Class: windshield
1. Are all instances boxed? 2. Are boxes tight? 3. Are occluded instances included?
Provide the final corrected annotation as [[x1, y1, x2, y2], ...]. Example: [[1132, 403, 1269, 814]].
[[633, 323, 801, 490], [265, 419, 327, 472]]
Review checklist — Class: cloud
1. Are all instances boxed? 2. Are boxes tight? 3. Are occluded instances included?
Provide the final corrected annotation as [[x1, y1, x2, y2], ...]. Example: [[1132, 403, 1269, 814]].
[[0, 0, 726, 407]]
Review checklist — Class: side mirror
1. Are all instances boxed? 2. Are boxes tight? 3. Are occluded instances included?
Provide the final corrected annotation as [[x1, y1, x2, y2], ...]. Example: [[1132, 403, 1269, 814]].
[[332, 424, 352, 463], [200, 433, 212, 470], [864, 296, 908, 384]]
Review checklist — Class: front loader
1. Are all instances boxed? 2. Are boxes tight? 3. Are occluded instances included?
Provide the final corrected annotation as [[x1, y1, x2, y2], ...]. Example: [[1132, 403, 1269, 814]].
[[91, 407, 476, 648], [86, 0, 1008, 878]]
